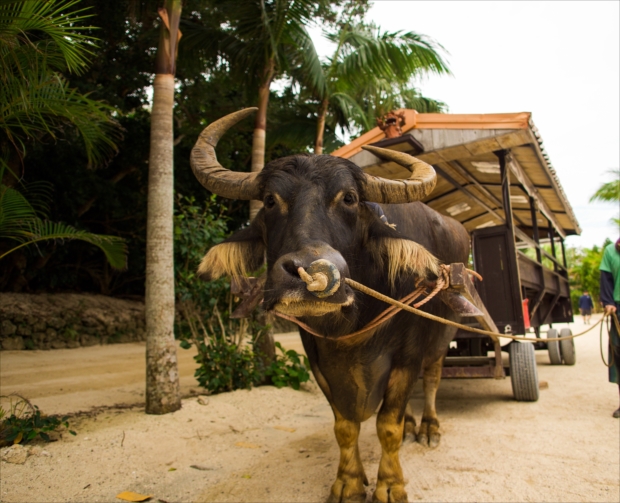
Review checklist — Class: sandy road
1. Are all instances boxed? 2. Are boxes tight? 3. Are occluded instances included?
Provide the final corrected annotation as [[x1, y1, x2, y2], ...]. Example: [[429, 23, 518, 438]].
[[0, 315, 618, 502]]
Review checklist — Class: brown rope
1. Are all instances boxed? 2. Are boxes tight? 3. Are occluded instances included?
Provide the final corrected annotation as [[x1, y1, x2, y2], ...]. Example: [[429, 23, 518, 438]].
[[600, 311, 620, 367]]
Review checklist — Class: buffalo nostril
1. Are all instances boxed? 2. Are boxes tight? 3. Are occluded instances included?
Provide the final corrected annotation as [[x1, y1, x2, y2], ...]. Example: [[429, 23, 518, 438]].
[[281, 260, 301, 278]]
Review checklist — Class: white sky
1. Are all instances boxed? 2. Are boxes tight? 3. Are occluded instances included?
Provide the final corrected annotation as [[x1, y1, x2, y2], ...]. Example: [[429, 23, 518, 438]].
[[310, 0, 619, 249]]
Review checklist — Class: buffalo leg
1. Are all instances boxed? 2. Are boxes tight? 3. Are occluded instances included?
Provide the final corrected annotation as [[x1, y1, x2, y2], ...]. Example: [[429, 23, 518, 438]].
[[417, 355, 444, 448], [327, 407, 368, 503], [373, 369, 412, 503], [402, 401, 416, 443]]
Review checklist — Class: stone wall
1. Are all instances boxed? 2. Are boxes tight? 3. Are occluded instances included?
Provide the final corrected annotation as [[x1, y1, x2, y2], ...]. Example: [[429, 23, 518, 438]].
[[0, 293, 146, 351]]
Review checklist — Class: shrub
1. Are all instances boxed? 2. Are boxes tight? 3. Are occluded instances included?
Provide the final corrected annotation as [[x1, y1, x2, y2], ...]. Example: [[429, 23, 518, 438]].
[[0, 394, 75, 446], [266, 342, 311, 390]]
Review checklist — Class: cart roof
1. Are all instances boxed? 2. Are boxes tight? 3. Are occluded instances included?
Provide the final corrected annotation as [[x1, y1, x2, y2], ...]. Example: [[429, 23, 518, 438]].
[[332, 111, 580, 238]]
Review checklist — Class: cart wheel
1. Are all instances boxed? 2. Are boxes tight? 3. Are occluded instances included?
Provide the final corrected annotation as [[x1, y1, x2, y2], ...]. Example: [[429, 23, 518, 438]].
[[560, 328, 576, 365], [547, 328, 562, 365], [509, 342, 540, 402]]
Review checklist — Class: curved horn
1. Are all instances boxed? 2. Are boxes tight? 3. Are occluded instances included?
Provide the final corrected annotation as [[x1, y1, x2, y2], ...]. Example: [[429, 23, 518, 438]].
[[360, 145, 437, 203], [190, 108, 261, 200]]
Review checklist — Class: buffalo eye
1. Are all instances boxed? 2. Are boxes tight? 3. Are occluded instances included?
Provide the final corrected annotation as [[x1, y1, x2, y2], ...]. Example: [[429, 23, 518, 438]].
[[264, 195, 276, 209], [343, 192, 357, 206]]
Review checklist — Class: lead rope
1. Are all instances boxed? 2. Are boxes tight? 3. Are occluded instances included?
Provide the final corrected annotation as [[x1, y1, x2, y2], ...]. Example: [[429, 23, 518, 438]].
[[274, 265, 613, 343], [600, 311, 620, 367]]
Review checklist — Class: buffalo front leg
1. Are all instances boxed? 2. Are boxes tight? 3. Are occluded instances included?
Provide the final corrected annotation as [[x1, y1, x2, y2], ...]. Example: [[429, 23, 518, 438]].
[[373, 369, 412, 503], [417, 355, 444, 448], [327, 407, 368, 503]]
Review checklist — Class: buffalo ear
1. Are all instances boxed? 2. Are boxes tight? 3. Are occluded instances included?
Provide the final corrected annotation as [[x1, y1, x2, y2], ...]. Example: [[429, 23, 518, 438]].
[[197, 212, 266, 281], [366, 217, 440, 287]]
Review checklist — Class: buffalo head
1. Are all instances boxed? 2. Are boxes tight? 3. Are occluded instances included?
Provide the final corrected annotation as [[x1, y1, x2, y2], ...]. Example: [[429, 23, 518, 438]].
[[191, 109, 440, 321]]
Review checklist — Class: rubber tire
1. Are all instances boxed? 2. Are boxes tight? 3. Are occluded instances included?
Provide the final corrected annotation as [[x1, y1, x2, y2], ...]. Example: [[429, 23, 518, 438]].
[[560, 328, 576, 365], [509, 342, 540, 402], [547, 328, 562, 365]]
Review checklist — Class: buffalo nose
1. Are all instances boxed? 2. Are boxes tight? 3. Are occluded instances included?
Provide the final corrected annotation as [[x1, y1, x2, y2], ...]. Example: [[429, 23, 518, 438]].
[[297, 259, 341, 298]]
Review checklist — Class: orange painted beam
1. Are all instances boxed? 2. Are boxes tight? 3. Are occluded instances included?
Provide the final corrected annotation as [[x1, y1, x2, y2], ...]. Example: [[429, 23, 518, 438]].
[[331, 111, 531, 159]]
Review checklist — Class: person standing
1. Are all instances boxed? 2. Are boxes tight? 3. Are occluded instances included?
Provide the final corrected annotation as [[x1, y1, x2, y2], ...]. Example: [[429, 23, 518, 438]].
[[578, 291, 594, 324], [600, 238, 620, 418]]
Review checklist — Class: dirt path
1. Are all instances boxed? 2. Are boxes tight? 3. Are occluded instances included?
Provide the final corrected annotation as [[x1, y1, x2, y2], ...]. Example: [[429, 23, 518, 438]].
[[1, 316, 618, 502]]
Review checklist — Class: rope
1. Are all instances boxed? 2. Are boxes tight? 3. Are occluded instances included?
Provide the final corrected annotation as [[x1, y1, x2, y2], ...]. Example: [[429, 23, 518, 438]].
[[285, 265, 451, 340], [600, 311, 620, 367], [277, 272, 610, 343]]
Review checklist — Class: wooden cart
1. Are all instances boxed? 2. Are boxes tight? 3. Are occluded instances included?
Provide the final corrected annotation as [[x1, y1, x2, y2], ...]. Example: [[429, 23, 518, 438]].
[[334, 111, 580, 401]]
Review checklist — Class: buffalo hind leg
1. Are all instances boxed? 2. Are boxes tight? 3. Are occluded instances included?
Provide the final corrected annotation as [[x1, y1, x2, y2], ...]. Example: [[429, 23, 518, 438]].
[[417, 356, 444, 448], [327, 407, 368, 503], [373, 369, 412, 503]]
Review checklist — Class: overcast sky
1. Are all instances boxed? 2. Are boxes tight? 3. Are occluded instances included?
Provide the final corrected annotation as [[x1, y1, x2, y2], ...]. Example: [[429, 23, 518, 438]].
[[310, 1, 619, 249]]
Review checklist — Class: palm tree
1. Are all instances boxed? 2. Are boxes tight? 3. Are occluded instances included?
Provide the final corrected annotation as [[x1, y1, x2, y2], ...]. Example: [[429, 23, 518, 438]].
[[0, 0, 126, 268], [144, 0, 183, 415], [590, 168, 620, 227], [216, 0, 323, 218], [304, 23, 450, 153], [0, 0, 120, 179]]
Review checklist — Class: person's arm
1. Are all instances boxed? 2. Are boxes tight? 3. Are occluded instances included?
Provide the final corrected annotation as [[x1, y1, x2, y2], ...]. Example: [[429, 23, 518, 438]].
[[600, 270, 616, 313]]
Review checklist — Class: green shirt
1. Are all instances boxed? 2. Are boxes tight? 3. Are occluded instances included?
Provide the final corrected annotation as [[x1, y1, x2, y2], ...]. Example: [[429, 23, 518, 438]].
[[600, 243, 620, 302]]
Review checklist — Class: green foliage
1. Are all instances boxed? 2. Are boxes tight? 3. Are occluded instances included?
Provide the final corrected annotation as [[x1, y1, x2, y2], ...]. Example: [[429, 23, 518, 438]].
[[174, 194, 264, 393], [188, 328, 267, 393], [566, 239, 611, 312], [0, 394, 76, 446], [266, 342, 311, 390], [0, 0, 121, 171], [590, 169, 620, 227], [0, 166, 127, 268], [173, 194, 310, 393]]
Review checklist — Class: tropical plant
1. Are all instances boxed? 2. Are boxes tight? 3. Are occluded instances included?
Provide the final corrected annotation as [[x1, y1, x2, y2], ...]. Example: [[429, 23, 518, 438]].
[[590, 168, 620, 227], [0, 167, 127, 267], [145, 0, 183, 415], [206, 0, 323, 218], [304, 22, 450, 153], [0, 0, 120, 177], [566, 240, 611, 312], [0, 394, 76, 446]]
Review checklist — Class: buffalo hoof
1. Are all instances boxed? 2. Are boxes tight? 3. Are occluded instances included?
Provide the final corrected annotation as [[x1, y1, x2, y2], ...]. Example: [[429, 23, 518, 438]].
[[402, 417, 417, 444], [327, 476, 367, 503], [372, 482, 408, 503], [416, 419, 440, 448]]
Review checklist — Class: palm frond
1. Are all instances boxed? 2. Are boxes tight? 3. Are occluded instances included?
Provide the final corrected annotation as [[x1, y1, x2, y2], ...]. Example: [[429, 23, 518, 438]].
[[0, 219, 127, 269], [589, 169, 620, 203], [0, 0, 98, 75]]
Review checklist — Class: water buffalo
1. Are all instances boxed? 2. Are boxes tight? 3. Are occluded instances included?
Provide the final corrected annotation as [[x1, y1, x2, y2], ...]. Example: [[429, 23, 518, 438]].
[[192, 109, 470, 503]]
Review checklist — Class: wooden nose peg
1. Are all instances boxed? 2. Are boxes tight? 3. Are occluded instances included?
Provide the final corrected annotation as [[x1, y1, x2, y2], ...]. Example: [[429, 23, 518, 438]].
[[297, 259, 341, 298]]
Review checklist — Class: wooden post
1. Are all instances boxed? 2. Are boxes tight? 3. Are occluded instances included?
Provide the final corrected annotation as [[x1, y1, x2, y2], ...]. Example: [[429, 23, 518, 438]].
[[548, 218, 557, 272], [496, 150, 514, 231], [529, 196, 542, 263]]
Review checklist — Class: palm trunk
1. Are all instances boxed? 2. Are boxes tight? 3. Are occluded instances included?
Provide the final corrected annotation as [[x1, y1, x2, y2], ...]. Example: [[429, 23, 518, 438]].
[[249, 60, 274, 221], [250, 61, 276, 369], [145, 1, 182, 415], [314, 99, 329, 155]]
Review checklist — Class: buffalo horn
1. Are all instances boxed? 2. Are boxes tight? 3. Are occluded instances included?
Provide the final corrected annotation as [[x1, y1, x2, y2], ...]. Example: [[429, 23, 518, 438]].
[[190, 108, 261, 200], [361, 145, 437, 203]]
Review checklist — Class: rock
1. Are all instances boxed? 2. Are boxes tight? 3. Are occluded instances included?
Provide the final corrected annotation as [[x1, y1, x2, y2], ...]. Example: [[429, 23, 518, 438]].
[[16, 325, 32, 336], [33, 321, 47, 332], [1, 336, 25, 351], [66, 339, 81, 349], [1, 444, 28, 464], [50, 340, 67, 349], [47, 317, 65, 330], [1, 320, 17, 336], [45, 328, 58, 339], [81, 334, 100, 347]]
